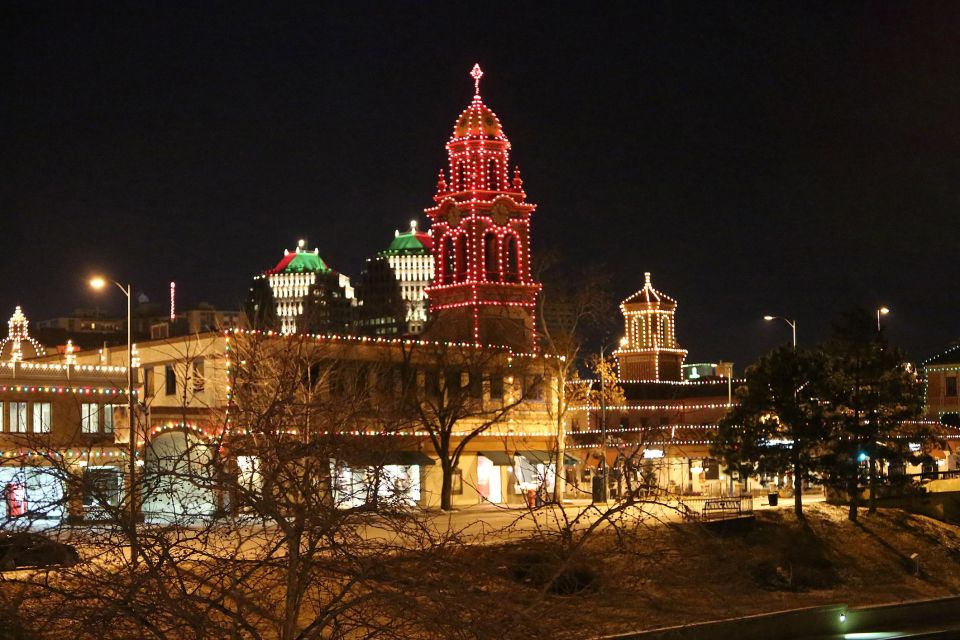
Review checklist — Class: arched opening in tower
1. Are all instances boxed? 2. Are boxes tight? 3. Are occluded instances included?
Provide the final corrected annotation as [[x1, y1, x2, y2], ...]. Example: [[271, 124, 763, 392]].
[[455, 235, 468, 283], [442, 235, 455, 284], [504, 234, 519, 283], [484, 232, 499, 281]]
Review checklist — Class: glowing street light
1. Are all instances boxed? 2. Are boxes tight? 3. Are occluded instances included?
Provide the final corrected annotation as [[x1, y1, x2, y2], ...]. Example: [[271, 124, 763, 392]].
[[89, 275, 138, 567], [877, 306, 890, 332], [763, 315, 797, 349]]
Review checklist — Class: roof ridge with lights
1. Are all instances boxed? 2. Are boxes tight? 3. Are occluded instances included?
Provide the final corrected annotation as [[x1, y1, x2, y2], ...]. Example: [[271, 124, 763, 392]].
[[622, 272, 677, 306]]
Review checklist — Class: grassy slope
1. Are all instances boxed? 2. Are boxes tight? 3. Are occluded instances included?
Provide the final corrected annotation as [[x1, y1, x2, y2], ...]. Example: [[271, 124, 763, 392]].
[[416, 504, 960, 639]]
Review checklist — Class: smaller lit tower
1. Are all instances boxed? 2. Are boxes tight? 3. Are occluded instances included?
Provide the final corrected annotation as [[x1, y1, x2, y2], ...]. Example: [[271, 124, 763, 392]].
[[614, 272, 687, 381]]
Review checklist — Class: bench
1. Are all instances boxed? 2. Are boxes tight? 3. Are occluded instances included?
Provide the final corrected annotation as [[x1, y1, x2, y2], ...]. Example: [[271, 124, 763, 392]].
[[701, 497, 743, 521]]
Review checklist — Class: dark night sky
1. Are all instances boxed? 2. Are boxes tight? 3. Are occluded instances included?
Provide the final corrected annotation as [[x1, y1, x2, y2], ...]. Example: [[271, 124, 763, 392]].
[[2, 2, 958, 368]]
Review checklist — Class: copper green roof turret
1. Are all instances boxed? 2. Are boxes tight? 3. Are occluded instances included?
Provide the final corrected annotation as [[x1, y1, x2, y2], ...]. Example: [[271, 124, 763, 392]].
[[381, 220, 434, 256]]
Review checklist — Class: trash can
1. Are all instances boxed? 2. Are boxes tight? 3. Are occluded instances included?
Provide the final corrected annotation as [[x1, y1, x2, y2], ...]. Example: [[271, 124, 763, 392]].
[[592, 476, 604, 503], [768, 492, 779, 506]]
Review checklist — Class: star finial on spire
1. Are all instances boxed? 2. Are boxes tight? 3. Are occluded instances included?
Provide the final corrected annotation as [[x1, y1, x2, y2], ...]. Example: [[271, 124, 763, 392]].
[[470, 63, 483, 96]]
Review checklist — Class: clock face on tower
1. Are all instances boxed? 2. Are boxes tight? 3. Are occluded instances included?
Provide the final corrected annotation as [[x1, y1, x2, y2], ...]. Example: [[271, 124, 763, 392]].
[[447, 206, 461, 227], [491, 202, 509, 226]]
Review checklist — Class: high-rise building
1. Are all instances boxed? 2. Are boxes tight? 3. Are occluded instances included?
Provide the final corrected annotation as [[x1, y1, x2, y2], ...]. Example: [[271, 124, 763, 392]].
[[614, 272, 688, 381], [356, 220, 434, 336], [257, 240, 355, 335], [424, 65, 540, 349]]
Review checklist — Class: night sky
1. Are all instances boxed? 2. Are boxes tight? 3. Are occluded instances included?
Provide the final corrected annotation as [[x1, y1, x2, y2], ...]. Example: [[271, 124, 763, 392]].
[[2, 3, 958, 368]]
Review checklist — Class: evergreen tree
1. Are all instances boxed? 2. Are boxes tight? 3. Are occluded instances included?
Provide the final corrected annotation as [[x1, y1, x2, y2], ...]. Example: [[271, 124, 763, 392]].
[[823, 309, 926, 520], [713, 345, 832, 519]]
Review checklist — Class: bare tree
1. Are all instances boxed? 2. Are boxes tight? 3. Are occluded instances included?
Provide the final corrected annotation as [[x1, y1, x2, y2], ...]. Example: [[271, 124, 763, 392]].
[[536, 258, 616, 502], [397, 339, 542, 512]]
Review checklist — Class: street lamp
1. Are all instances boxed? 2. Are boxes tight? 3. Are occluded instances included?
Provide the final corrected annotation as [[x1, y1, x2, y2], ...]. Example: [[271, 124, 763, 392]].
[[595, 339, 624, 504], [876, 306, 890, 332], [90, 276, 138, 567], [763, 315, 797, 349]]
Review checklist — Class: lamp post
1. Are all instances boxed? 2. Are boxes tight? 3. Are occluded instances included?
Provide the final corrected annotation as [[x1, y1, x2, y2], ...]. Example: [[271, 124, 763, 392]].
[[90, 277, 137, 567], [763, 315, 797, 349], [595, 338, 626, 504], [876, 307, 890, 332]]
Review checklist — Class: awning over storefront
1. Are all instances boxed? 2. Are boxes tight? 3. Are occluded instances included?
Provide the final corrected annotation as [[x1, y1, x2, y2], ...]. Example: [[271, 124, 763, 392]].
[[340, 451, 435, 467], [477, 451, 514, 466], [517, 450, 580, 467]]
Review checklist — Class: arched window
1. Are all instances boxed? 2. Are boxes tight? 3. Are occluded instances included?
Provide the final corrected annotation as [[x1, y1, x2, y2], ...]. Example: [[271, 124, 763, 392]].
[[488, 159, 498, 190], [504, 235, 519, 282], [457, 162, 467, 191], [484, 232, 499, 281], [442, 235, 455, 284], [455, 235, 468, 282]]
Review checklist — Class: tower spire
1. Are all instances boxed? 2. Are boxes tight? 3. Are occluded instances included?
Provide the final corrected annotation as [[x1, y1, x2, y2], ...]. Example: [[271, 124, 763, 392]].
[[470, 63, 483, 96]]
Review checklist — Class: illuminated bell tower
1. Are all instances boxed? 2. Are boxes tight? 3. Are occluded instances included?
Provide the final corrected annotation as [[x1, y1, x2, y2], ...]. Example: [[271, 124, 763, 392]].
[[614, 272, 687, 381], [424, 64, 540, 349]]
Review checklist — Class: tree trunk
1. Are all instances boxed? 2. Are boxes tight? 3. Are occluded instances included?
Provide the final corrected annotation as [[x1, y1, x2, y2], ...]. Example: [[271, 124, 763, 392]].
[[793, 456, 804, 519], [282, 529, 302, 640], [553, 413, 566, 503], [868, 456, 877, 514], [847, 471, 859, 522], [440, 459, 453, 511]]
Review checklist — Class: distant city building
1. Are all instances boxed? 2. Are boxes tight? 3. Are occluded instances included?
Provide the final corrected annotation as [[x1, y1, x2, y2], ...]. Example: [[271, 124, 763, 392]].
[[923, 344, 960, 424], [614, 272, 688, 381], [148, 303, 244, 340], [258, 240, 355, 335], [35, 308, 124, 334], [683, 362, 734, 381], [357, 220, 434, 336]]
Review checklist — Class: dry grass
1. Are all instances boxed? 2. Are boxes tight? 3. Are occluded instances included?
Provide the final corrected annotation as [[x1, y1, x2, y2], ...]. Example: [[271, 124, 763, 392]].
[[417, 503, 960, 639]]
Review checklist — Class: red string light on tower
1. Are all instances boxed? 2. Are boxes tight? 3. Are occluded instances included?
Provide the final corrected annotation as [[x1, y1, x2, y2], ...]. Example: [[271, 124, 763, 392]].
[[424, 64, 541, 350]]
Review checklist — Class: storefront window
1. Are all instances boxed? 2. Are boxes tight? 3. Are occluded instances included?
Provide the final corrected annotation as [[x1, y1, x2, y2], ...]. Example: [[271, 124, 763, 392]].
[[83, 467, 123, 513]]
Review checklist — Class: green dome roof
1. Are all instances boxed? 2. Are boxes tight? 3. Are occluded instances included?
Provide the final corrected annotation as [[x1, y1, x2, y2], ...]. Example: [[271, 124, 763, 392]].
[[382, 222, 433, 256], [268, 249, 330, 274]]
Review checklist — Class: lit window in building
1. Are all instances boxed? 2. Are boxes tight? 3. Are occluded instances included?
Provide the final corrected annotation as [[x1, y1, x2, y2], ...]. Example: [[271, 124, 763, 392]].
[[81, 403, 99, 433], [9, 402, 27, 433], [103, 405, 115, 433], [32, 402, 51, 433]]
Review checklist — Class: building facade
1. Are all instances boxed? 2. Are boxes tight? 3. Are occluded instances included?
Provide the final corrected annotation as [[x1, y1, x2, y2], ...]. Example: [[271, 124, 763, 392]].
[[923, 344, 960, 424]]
